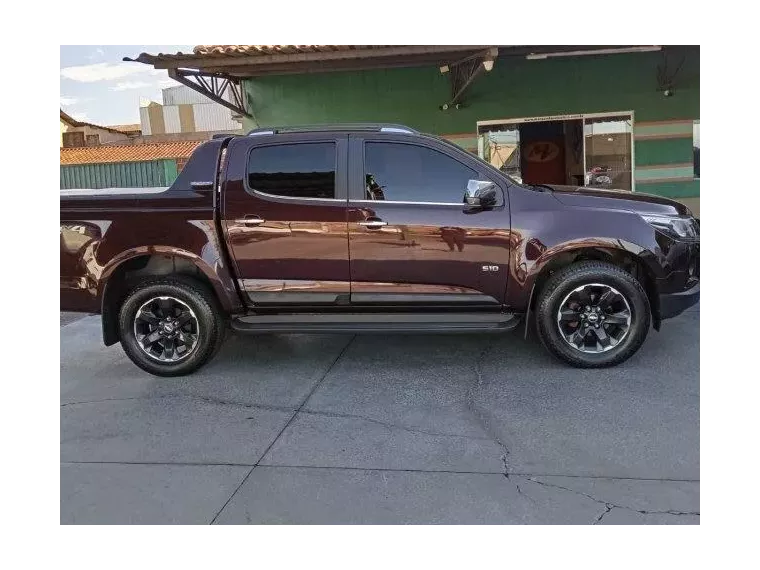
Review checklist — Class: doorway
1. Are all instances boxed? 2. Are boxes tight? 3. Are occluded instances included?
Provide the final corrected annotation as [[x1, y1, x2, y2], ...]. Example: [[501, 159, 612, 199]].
[[477, 112, 634, 190]]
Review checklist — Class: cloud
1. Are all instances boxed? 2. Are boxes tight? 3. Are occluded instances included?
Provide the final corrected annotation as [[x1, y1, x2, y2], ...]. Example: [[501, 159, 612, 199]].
[[111, 81, 151, 91], [60, 96, 78, 106], [61, 62, 148, 83], [87, 47, 106, 61], [69, 111, 92, 122], [157, 78, 178, 88]]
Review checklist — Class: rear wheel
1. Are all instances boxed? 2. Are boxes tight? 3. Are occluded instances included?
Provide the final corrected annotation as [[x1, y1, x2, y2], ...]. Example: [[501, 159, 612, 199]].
[[118, 277, 225, 376], [535, 261, 650, 368]]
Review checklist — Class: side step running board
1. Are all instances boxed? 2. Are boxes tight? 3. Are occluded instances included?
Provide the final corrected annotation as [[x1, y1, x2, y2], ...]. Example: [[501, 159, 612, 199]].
[[231, 312, 519, 334]]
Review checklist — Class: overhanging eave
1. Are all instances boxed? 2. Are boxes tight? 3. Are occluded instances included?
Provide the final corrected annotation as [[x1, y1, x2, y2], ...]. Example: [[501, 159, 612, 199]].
[[124, 45, 666, 118]]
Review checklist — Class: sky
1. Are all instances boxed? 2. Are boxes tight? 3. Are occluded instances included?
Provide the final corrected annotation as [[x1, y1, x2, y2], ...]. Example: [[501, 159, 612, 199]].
[[60, 45, 193, 126]]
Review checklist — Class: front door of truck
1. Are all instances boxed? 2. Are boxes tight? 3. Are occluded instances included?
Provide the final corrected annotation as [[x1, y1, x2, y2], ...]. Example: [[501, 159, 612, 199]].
[[222, 133, 350, 307], [346, 134, 512, 307]]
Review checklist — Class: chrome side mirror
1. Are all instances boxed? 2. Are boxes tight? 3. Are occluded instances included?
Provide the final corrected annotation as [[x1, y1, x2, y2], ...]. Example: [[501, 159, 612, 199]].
[[464, 180, 497, 208]]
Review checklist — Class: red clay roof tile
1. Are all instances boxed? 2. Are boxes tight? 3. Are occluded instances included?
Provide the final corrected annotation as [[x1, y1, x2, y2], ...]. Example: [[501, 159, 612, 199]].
[[60, 141, 203, 165]]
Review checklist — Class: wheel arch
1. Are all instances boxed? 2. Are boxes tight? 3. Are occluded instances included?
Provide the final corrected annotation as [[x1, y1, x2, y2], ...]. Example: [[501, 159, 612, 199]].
[[525, 244, 661, 332], [99, 248, 234, 346]]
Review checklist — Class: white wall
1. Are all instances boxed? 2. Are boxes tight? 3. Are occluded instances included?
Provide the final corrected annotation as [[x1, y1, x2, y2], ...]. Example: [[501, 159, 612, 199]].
[[162, 84, 233, 106], [163, 105, 181, 133], [192, 104, 240, 132], [140, 86, 241, 134], [139, 107, 152, 136]]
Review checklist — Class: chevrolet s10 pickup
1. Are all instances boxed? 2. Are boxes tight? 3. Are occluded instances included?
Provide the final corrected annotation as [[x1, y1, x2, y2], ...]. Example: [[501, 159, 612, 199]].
[[61, 123, 700, 376]]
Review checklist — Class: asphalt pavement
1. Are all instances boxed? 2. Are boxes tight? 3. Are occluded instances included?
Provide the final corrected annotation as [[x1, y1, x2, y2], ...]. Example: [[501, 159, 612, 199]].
[[60, 305, 699, 524]]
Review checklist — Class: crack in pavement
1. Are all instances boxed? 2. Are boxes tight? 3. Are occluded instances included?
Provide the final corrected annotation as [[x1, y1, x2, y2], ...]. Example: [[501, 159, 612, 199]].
[[300, 408, 494, 442], [208, 335, 356, 524], [464, 339, 532, 500], [593, 504, 614, 524], [60, 395, 296, 414], [521, 476, 700, 522], [62, 395, 490, 442], [463, 342, 697, 521], [61, 397, 147, 408], [58, 460, 701, 488]]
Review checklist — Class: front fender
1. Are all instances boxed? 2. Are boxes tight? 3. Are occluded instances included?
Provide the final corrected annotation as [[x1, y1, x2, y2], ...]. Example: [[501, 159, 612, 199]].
[[508, 236, 661, 305], [504, 188, 666, 310], [535, 236, 661, 280]]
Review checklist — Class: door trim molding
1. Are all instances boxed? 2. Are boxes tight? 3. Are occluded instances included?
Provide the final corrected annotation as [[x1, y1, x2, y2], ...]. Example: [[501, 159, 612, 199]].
[[350, 293, 499, 305], [240, 279, 350, 305], [239, 279, 501, 306]]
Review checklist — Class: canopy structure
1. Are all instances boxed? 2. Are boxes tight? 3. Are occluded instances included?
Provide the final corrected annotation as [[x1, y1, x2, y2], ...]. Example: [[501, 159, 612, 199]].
[[125, 45, 663, 119]]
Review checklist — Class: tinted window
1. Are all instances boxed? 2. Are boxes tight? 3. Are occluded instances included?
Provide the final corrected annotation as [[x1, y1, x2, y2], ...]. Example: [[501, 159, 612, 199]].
[[365, 142, 478, 203], [248, 142, 336, 199]]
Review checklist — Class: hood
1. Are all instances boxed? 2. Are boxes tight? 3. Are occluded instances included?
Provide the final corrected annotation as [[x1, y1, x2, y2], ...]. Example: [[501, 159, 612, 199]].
[[547, 185, 692, 217]]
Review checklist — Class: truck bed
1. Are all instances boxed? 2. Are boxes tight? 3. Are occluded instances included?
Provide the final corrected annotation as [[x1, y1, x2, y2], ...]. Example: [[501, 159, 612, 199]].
[[60, 137, 240, 318]]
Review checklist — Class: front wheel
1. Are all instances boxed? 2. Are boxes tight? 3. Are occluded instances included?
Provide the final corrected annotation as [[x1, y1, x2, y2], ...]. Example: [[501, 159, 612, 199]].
[[118, 277, 226, 377], [535, 261, 651, 368]]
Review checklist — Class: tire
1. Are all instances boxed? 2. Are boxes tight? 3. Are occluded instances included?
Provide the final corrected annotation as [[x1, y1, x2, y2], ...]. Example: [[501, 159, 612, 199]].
[[118, 277, 226, 377], [535, 261, 651, 368]]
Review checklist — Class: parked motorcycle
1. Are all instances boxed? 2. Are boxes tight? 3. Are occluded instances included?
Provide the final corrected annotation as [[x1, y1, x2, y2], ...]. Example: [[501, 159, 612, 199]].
[[585, 166, 614, 187]]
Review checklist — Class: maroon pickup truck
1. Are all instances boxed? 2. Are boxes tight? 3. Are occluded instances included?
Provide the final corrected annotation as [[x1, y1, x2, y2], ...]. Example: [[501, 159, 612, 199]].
[[61, 124, 699, 376]]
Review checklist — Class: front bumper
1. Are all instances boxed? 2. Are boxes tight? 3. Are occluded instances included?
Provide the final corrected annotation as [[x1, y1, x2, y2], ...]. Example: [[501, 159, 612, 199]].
[[659, 281, 700, 320]]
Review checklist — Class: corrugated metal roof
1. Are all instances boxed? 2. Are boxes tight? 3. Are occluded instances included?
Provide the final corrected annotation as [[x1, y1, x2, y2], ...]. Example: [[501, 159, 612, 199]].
[[60, 141, 202, 165]]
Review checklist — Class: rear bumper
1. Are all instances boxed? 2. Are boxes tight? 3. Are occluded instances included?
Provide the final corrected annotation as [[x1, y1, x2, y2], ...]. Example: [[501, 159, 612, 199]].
[[659, 282, 700, 320]]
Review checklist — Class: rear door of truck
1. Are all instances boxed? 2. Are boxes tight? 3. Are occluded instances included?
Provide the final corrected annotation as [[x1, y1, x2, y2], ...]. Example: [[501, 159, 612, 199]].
[[221, 133, 350, 307]]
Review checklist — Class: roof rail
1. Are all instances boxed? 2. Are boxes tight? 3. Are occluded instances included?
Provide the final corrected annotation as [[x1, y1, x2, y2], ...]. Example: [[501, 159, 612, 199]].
[[247, 123, 419, 136]]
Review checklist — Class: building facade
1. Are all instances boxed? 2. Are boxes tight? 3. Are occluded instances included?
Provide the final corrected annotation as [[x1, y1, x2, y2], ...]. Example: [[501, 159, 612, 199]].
[[139, 85, 243, 137], [127, 45, 700, 214], [241, 48, 699, 214], [60, 110, 133, 148]]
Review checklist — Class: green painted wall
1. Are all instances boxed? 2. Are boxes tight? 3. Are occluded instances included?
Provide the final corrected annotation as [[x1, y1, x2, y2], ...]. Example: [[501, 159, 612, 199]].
[[244, 48, 699, 198], [636, 180, 699, 199], [60, 159, 179, 190], [635, 138, 693, 166]]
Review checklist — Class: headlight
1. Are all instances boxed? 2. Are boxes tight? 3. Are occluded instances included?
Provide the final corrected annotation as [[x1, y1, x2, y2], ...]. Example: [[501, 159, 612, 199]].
[[641, 214, 699, 240]]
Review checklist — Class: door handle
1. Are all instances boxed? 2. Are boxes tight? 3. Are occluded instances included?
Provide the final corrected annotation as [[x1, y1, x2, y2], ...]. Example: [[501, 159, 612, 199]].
[[234, 217, 265, 226], [358, 220, 387, 229]]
